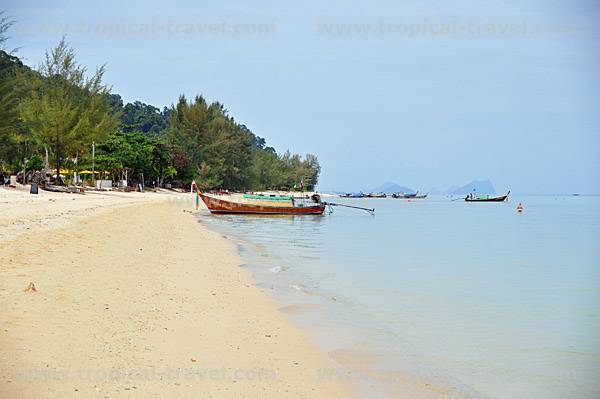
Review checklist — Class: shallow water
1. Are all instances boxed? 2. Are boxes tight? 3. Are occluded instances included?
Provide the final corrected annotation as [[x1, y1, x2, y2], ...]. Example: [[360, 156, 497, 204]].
[[198, 195, 600, 398]]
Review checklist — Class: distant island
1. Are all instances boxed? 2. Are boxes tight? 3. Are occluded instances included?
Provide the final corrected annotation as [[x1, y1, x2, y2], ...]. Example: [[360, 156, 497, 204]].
[[446, 179, 496, 195], [369, 182, 416, 195], [339, 179, 498, 196]]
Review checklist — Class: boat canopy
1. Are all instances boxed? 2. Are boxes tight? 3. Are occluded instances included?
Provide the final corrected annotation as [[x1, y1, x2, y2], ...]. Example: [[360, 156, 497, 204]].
[[243, 194, 293, 201]]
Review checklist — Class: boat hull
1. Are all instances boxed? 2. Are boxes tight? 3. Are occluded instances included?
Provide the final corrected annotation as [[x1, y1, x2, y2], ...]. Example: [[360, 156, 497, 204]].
[[393, 194, 428, 199], [465, 194, 508, 202], [199, 193, 326, 215]]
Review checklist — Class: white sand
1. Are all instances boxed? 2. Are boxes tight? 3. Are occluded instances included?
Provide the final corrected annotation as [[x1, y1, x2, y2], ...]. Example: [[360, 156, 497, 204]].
[[0, 187, 348, 398]]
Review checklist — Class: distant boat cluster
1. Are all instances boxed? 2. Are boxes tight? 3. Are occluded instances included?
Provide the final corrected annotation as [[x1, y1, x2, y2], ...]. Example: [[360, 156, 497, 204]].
[[339, 190, 511, 203], [339, 191, 428, 199]]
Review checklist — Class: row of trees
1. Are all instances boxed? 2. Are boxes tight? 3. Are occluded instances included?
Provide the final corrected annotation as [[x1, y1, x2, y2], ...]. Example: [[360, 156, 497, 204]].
[[0, 13, 320, 191]]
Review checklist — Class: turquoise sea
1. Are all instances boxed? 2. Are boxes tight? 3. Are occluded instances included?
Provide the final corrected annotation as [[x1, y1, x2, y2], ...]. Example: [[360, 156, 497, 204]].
[[198, 195, 600, 398]]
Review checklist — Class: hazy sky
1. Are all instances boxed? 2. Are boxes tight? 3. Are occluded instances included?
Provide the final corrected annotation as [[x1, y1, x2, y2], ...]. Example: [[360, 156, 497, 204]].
[[5, 0, 600, 193]]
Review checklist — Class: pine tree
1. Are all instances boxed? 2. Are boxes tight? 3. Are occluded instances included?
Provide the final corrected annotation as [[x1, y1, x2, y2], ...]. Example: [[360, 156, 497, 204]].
[[20, 37, 118, 184]]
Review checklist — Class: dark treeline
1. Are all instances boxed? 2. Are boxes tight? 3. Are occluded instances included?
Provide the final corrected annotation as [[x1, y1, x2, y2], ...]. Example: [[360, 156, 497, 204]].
[[0, 15, 320, 191]]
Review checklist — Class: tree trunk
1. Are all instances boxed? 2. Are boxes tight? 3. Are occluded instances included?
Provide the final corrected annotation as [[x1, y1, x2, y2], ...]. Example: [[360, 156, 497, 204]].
[[44, 146, 49, 169], [74, 152, 78, 186], [55, 142, 62, 186]]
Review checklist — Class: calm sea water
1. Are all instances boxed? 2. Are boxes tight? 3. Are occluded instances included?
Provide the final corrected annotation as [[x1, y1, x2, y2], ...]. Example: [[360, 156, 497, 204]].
[[198, 195, 600, 399]]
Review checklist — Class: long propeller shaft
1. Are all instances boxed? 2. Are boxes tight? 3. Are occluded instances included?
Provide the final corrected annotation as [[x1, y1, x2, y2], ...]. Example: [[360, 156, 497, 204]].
[[323, 202, 375, 215]]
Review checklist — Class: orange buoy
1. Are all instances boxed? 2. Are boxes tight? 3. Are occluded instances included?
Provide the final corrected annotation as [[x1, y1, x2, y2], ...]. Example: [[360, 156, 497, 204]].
[[516, 203, 524, 213]]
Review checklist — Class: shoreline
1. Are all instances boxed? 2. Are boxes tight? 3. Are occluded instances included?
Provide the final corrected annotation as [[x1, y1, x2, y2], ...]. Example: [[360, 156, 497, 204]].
[[0, 188, 348, 398], [198, 210, 461, 399]]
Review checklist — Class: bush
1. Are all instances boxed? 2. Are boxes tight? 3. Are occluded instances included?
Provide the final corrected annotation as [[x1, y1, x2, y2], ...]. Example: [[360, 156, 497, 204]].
[[25, 155, 44, 171]]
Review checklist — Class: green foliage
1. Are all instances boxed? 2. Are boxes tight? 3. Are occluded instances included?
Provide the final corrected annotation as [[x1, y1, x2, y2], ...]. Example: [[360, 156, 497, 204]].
[[167, 95, 252, 190], [25, 154, 43, 171], [0, 51, 20, 165], [248, 149, 284, 190], [19, 37, 118, 181], [0, 11, 16, 54], [91, 130, 176, 186], [150, 140, 174, 185], [0, 13, 22, 169], [121, 101, 170, 136], [165, 95, 320, 190], [93, 131, 151, 178], [248, 149, 321, 191], [106, 93, 123, 114], [0, 22, 321, 190], [0, 46, 39, 172]]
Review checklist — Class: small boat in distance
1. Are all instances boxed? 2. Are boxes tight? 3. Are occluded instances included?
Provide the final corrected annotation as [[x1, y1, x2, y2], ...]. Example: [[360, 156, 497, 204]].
[[465, 191, 510, 202], [367, 192, 387, 198], [199, 192, 326, 215], [392, 192, 428, 199], [339, 192, 366, 198]]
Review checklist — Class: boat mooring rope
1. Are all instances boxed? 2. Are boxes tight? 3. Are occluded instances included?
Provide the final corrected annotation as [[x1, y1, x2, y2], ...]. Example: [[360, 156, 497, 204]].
[[322, 201, 375, 215]]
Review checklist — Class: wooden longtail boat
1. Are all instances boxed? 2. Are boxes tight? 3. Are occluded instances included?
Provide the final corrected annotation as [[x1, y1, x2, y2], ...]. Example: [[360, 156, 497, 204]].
[[465, 191, 510, 202], [339, 192, 367, 198], [392, 192, 428, 199], [199, 192, 326, 215]]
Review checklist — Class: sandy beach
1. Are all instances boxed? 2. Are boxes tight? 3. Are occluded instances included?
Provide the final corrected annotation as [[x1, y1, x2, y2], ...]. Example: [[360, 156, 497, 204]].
[[0, 187, 348, 398]]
